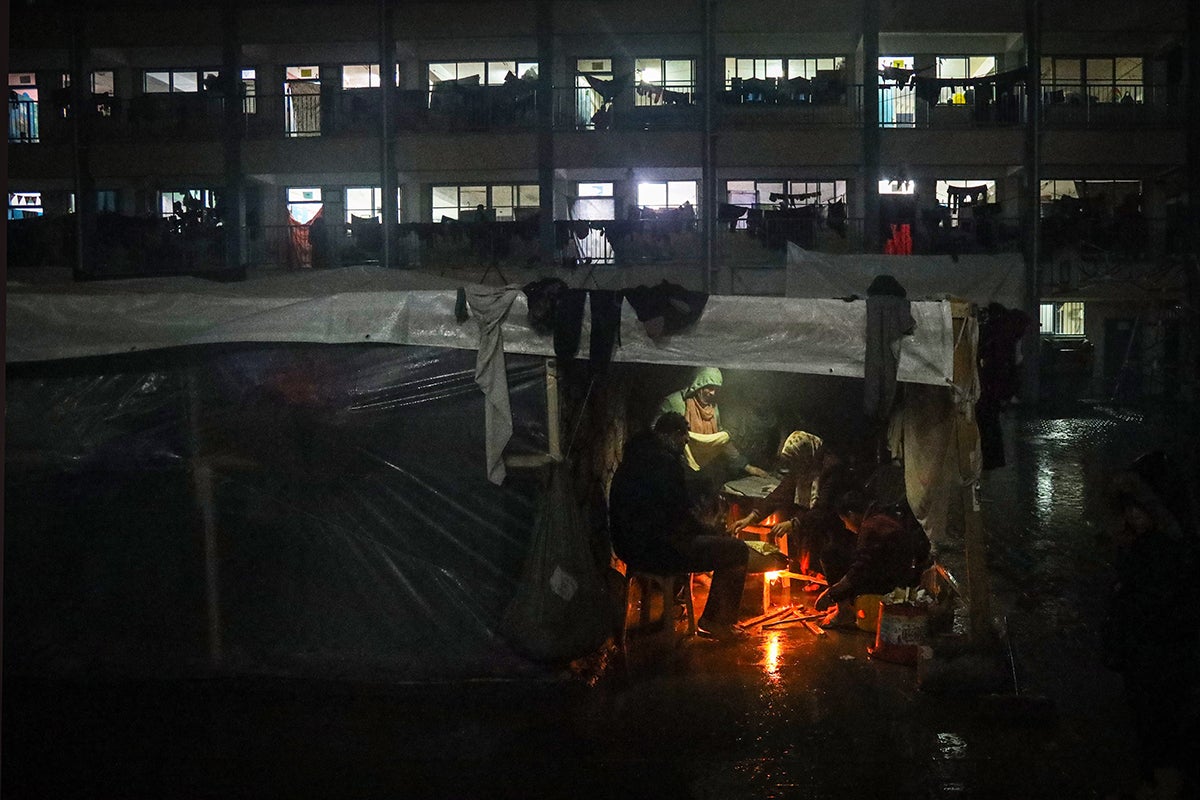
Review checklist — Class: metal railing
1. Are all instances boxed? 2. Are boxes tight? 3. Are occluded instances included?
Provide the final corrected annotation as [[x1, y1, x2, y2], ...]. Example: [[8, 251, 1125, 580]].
[[8, 97, 40, 142], [11, 82, 1192, 143], [11, 210, 1190, 279]]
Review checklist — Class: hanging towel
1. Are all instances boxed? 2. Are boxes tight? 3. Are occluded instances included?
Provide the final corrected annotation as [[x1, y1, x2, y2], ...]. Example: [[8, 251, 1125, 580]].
[[464, 284, 521, 484], [864, 276, 915, 421]]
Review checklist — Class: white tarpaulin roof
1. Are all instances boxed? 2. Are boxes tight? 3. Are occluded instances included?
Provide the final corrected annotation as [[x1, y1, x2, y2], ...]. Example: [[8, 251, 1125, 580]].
[[7, 266, 954, 385], [786, 243, 1026, 310]]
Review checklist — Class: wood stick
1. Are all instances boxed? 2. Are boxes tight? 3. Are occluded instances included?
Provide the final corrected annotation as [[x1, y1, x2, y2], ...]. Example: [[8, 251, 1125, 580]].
[[738, 605, 794, 628]]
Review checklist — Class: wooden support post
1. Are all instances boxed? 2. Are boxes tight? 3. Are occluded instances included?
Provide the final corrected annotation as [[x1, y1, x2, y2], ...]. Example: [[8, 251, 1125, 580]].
[[186, 370, 223, 666]]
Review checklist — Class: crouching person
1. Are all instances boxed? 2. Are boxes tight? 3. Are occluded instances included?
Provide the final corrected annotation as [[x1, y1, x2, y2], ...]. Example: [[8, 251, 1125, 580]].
[[609, 412, 751, 641], [814, 490, 930, 621]]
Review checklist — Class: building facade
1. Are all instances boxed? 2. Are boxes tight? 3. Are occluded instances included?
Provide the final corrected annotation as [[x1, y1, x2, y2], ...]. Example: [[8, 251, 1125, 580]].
[[8, 0, 1198, 399]]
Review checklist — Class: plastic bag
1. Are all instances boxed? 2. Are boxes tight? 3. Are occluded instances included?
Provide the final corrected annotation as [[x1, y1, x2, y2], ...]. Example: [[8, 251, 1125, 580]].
[[499, 463, 611, 662]]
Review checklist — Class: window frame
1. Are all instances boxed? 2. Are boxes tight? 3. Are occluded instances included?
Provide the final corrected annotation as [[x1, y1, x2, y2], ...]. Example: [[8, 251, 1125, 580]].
[[1040, 55, 1144, 104], [427, 60, 538, 91], [634, 57, 696, 106], [142, 69, 220, 94], [430, 183, 540, 222], [344, 186, 402, 224], [1039, 302, 1085, 337]]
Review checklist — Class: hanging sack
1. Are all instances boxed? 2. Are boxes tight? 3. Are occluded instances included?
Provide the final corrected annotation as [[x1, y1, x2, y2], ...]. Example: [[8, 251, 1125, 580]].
[[499, 463, 610, 662]]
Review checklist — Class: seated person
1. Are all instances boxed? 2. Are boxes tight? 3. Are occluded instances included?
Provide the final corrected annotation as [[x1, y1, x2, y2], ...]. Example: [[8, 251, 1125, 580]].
[[658, 367, 770, 483], [729, 430, 825, 534], [609, 412, 752, 642], [814, 489, 932, 614]]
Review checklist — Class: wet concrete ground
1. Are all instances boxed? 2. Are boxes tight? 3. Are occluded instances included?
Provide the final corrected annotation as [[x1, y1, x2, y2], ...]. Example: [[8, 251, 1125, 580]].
[[3, 401, 1196, 799]]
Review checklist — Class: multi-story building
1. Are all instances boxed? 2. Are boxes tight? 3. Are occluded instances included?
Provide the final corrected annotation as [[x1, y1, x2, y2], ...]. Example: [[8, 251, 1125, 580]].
[[8, 0, 1197, 399]]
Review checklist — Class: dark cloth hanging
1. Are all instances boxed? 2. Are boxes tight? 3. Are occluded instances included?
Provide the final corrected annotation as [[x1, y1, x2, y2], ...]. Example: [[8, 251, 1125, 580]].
[[976, 303, 1032, 469], [520, 279, 624, 374], [587, 289, 623, 373], [863, 276, 915, 421], [623, 281, 709, 340], [553, 289, 588, 361], [910, 66, 1029, 107], [522, 277, 569, 335]]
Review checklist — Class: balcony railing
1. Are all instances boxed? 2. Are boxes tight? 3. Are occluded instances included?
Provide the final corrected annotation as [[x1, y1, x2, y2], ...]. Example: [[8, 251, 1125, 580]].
[[8, 97, 40, 142], [10, 210, 1189, 280], [10, 82, 1194, 143]]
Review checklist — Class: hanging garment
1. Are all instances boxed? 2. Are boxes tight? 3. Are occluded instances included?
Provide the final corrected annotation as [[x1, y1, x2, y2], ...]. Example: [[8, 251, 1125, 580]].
[[521, 282, 624, 374], [464, 284, 521, 484], [623, 281, 708, 340], [587, 289, 623, 372], [864, 279, 916, 420]]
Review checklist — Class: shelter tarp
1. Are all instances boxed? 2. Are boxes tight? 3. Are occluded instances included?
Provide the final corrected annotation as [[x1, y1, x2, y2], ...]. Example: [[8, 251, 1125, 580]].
[[7, 265, 954, 386], [3, 265, 967, 681], [786, 243, 1025, 309]]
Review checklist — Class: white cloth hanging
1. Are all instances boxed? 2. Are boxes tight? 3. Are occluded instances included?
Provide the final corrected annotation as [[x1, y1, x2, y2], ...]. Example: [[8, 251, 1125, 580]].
[[464, 284, 521, 484]]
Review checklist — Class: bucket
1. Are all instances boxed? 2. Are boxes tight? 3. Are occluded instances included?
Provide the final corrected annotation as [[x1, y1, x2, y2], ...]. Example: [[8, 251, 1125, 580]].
[[868, 600, 929, 665], [853, 594, 884, 633]]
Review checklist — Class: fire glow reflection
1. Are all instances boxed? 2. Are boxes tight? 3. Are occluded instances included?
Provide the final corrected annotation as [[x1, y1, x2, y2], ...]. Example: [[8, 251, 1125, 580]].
[[763, 631, 783, 675]]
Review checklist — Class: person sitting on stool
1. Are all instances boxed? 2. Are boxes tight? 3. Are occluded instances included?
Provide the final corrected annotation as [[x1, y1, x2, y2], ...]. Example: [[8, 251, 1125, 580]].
[[609, 412, 752, 642]]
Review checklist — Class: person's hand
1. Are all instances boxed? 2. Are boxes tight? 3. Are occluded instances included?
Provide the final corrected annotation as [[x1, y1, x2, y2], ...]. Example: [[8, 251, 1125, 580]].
[[745, 465, 771, 479], [769, 520, 793, 540], [814, 589, 834, 611], [727, 514, 758, 534]]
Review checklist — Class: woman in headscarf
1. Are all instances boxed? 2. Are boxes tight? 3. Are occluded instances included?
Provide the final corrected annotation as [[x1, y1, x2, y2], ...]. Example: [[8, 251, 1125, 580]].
[[657, 367, 769, 480]]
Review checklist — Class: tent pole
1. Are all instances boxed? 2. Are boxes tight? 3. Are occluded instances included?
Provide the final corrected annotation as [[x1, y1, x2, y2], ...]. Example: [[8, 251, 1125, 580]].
[[186, 370, 223, 666], [959, 441, 993, 643], [546, 358, 562, 461]]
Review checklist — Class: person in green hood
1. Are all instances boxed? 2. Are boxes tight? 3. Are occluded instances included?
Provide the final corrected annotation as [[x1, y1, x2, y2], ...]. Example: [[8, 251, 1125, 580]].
[[658, 367, 770, 487]]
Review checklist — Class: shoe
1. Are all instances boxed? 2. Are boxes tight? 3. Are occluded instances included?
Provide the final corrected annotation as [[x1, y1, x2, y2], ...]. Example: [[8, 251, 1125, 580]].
[[696, 621, 750, 642]]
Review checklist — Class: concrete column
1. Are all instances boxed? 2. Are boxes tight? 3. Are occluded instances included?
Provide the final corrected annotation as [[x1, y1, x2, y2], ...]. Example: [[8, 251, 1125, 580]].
[[537, 0, 556, 266], [1022, 0, 1043, 405], [702, 0, 718, 293], [68, 16, 96, 279], [862, 0, 880, 253], [221, 0, 245, 275], [380, 1, 397, 268]]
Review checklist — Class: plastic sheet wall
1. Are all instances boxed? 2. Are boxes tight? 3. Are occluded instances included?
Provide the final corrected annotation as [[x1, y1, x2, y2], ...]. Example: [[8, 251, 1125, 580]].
[[4, 343, 557, 680]]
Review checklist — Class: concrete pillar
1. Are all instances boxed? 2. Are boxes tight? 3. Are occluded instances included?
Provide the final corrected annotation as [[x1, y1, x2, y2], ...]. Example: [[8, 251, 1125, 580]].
[[1021, 0, 1043, 405], [862, 0, 880, 253], [537, 0, 556, 266], [221, 0, 245, 275], [380, 2, 397, 268]]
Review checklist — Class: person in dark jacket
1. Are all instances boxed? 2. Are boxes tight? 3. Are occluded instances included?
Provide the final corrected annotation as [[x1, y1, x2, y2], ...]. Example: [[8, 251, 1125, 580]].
[[813, 490, 928, 612], [609, 412, 752, 641], [1101, 454, 1198, 800]]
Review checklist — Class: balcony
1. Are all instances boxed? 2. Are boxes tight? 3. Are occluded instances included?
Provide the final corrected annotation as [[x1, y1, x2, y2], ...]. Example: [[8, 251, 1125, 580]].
[[9, 80, 1195, 149]]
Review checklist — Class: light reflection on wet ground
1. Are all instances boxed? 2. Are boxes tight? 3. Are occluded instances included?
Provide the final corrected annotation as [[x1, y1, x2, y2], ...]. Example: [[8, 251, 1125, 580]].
[[4, 402, 1193, 799]]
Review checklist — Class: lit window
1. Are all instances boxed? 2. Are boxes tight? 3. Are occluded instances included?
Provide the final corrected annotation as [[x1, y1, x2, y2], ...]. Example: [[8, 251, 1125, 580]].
[[637, 180, 697, 211], [160, 189, 220, 220], [725, 180, 846, 228], [344, 187, 402, 223], [1041, 56, 1143, 104], [431, 183, 539, 221], [427, 60, 537, 91], [8, 73, 40, 142], [936, 56, 997, 104], [1039, 302, 1085, 336], [8, 191, 44, 219], [634, 58, 695, 105], [286, 187, 323, 224]]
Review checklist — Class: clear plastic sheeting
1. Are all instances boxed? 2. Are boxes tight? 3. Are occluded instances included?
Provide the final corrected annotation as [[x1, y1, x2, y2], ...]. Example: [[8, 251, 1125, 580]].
[[786, 243, 1026, 310], [4, 343, 563, 681], [6, 267, 954, 386]]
